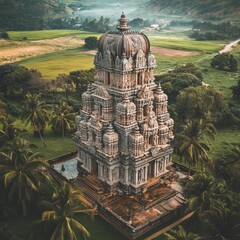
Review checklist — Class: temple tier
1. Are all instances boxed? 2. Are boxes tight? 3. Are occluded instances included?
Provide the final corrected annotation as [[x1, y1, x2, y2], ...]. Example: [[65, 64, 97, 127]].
[[74, 14, 174, 194]]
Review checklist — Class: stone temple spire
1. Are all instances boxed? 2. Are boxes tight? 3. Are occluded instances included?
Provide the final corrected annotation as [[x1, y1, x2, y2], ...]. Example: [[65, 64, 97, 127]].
[[117, 12, 130, 32]]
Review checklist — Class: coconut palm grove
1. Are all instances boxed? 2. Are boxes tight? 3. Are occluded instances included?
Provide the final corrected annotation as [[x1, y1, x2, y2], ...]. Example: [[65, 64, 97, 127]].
[[0, 1, 240, 240]]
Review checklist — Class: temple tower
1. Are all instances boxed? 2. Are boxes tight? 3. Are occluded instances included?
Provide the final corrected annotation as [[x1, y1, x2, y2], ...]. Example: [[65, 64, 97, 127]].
[[75, 13, 174, 194]]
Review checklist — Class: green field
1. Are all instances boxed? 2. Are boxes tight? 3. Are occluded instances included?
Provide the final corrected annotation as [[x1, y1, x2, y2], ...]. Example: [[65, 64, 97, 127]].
[[19, 48, 94, 80], [209, 129, 240, 159], [149, 36, 225, 52], [14, 119, 76, 160], [7, 30, 99, 41], [5, 29, 227, 81]]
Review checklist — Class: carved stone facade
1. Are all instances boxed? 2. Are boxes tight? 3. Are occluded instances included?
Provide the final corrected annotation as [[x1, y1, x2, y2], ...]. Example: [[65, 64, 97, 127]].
[[74, 13, 174, 194]]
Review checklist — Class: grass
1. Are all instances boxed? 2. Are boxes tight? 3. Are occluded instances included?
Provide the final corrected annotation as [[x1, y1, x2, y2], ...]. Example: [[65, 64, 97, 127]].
[[7, 214, 166, 240], [19, 48, 94, 80], [15, 119, 76, 160], [154, 53, 206, 73], [149, 36, 225, 52], [208, 128, 240, 159], [7, 30, 99, 41], [25, 128, 77, 160]]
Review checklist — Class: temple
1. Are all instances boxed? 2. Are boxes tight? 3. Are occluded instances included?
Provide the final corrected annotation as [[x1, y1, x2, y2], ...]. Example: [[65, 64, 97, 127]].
[[74, 13, 174, 195]]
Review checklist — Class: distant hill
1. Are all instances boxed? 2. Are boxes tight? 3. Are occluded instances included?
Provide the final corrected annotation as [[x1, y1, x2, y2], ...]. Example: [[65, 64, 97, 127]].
[[0, 0, 70, 30], [143, 0, 240, 22]]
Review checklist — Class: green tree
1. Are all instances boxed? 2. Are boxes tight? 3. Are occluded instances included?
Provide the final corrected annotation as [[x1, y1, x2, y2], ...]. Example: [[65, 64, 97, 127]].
[[176, 119, 216, 174], [1, 135, 36, 163], [155, 63, 203, 102], [0, 32, 9, 39], [68, 69, 95, 97], [50, 101, 76, 138], [31, 182, 93, 240], [164, 225, 201, 240], [215, 142, 240, 191], [84, 36, 98, 49], [201, 206, 240, 240], [184, 173, 228, 221], [211, 53, 238, 72], [0, 152, 50, 216], [22, 93, 49, 145], [175, 86, 226, 123], [0, 114, 22, 142], [230, 79, 240, 101], [0, 64, 32, 97]]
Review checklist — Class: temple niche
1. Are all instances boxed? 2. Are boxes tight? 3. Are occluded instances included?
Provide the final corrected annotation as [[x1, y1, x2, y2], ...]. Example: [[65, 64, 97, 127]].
[[75, 13, 174, 194]]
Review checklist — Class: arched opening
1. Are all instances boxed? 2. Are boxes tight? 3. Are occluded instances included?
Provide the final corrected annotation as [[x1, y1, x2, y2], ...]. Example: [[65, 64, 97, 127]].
[[92, 131, 96, 143], [99, 104, 102, 117], [107, 72, 110, 85], [149, 135, 154, 145], [143, 105, 148, 116], [137, 72, 142, 85]]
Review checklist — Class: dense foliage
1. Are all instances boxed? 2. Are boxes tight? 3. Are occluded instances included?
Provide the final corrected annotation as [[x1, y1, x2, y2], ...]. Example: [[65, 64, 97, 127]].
[[211, 53, 238, 72], [144, 0, 240, 21], [0, 0, 69, 30], [155, 63, 203, 102], [81, 16, 110, 33], [84, 36, 98, 49], [230, 80, 240, 101], [190, 21, 240, 40]]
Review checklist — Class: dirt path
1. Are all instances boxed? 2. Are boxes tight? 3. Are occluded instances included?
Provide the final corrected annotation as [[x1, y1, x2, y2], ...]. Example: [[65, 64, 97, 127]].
[[219, 39, 240, 54], [0, 37, 84, 65]]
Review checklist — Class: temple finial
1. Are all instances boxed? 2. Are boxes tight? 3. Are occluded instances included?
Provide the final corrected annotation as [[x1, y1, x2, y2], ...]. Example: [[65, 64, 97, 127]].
[[117, 12, 130, 32]]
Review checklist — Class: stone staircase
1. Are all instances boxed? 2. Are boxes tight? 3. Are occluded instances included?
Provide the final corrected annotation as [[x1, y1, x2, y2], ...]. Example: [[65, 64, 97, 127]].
[[72, 174, 107, 205]]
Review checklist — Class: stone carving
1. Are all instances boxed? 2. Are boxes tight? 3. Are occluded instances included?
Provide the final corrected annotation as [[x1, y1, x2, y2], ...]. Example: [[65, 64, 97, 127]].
[[94, 52, 103, 68], [137, 85, 153, 99], [148, 51, 156, 68], [103, 50, 112, 69], [75, 14, 174, 194], [94, 86, 111, 99]]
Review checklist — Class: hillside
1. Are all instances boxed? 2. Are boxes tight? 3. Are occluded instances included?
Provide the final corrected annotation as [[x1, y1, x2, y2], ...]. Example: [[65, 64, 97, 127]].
[[0, 0, 70, 30], [143, 0, 240, 22]]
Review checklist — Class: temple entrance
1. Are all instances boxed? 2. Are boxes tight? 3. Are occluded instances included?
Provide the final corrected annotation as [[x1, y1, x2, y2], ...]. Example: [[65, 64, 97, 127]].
[[91, 158, 98, 174], [147, 161, 155, 179], [92, 131, 96, 143]]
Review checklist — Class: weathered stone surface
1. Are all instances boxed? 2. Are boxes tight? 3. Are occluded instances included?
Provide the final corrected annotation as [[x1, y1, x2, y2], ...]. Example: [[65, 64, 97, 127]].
[[75, 14, 175, 194]]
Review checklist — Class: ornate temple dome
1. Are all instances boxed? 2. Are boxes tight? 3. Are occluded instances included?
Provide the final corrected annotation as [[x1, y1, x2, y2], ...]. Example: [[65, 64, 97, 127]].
[[159, 119, 169, 134], [154, 84, 168, 102], [103, 123, 119, 143], [116, 94, 136, 113], [130, 125, 144, 142], [82, 84, 92, 101], [97, 13, 150, 60]]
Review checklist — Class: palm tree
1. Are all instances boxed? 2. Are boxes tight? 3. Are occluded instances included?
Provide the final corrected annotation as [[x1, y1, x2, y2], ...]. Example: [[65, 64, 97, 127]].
[[31, 182, 94, 240], [50, 101, 76, 138], [184, 172, 229, 222], [164, 225, 202, 240], [2, 135, 37, 163], [176, 119, 216, 175], [0, 152, 50, 216], [215, 142, 240, 191], [22, 93, 49, 145], [201, 206, 240, 240], [0, 114, 17, 141]]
